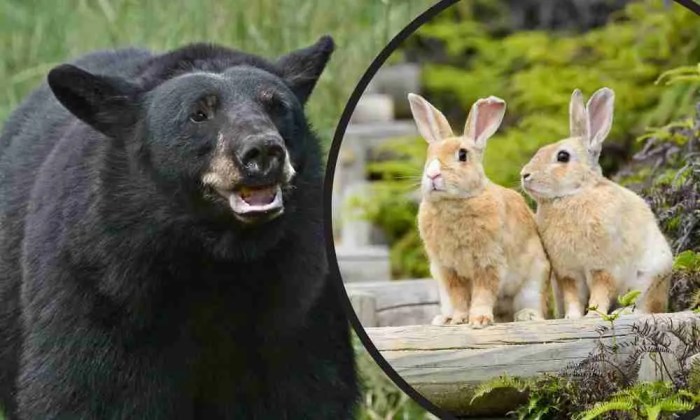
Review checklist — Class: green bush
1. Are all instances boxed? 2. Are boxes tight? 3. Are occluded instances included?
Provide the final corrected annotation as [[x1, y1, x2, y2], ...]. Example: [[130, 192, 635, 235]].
[[621, 63, 700, 312], [577, 381, 698, 420]]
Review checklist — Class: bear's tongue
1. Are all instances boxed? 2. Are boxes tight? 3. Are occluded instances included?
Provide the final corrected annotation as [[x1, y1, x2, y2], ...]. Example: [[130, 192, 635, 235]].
[[228, 185, 283, 217], [238, 186, 277, 206]]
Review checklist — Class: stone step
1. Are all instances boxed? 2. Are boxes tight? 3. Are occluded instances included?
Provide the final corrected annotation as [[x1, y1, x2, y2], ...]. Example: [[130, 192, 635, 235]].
[[335, 245, 391, 283]]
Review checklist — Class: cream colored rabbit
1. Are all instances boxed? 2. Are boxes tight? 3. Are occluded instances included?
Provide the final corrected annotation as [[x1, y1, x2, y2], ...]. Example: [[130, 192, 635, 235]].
[[408, 93, 551, 328], [520, 87, 673, 319]]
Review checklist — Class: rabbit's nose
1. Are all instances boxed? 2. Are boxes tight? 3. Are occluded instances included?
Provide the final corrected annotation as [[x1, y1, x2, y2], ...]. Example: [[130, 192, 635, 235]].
[[425, 159, 441, 179], [521, 173, 531, 180]]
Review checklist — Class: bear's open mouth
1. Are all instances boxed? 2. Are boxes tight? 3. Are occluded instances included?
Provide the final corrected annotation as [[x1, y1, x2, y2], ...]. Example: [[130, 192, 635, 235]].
[[228, 184, 284, 219]]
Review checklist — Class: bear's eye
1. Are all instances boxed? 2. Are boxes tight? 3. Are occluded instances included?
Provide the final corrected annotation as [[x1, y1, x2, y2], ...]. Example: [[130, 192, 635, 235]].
[[189, 109, 209, 123], [557, 150, 570, 163], [259, 89, 286, 114], [457, 148, 468, 162]]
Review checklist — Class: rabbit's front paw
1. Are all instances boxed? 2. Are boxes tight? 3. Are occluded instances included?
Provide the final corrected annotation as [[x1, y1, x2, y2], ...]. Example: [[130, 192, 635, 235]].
[[514, 308, 544, 322], [431, 315, 452, 326], [468, 310, 494, 328], [565, 311, 584, 320], [448, 310, 469, 325]]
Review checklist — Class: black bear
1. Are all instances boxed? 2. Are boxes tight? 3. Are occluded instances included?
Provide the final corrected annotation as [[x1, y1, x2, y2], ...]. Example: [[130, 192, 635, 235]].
[[0, 36, 357, 419]]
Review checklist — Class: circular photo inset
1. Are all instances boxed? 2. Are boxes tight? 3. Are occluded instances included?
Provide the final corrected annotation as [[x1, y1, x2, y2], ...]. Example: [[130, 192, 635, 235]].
[[328, 0, 700, 418]]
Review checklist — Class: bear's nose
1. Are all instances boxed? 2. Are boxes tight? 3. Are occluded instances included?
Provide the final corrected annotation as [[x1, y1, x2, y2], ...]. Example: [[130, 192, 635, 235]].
[[239, 135, 285, 180]]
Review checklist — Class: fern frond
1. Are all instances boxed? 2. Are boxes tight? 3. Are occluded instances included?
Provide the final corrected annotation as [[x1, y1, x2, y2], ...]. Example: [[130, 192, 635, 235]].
[[470, 375, 529, 403], [575, 400, 634, 420], [657, 397, 694, 412]]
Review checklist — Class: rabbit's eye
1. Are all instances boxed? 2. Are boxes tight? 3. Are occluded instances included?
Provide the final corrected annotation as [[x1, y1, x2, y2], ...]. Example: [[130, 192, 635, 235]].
[[557, 150, 570, 163], [457, 148, 468, 162]]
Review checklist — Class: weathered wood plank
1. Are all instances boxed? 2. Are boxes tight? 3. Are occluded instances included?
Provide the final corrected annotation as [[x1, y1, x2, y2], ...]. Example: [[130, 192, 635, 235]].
[[363, 311, 700, 416], [366, 312, 688, 349]]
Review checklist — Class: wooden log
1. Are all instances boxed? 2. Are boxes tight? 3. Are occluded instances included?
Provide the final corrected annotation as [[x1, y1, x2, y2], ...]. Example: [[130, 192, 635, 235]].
[[363, 311, 700, 416]]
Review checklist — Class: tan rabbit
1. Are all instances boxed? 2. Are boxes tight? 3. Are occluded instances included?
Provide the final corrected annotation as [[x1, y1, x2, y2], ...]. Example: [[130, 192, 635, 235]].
[[408, 93, 551, 328], [520, 87, 673, 319]]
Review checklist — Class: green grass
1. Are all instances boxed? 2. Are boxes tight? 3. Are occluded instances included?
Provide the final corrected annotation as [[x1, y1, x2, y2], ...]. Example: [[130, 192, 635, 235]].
[[0, 0, 431, 145], [0, 0, 435, 418]]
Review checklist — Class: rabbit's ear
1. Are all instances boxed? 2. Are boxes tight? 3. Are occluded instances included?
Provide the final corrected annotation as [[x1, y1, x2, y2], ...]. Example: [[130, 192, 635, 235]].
[[464, 96, 506, 149], [407, 93, 453, 143], [585, 87, 614, 161], [569, 89, 588, 140]]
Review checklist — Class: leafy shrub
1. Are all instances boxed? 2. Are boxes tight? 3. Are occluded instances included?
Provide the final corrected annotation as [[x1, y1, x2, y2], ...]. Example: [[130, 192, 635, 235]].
[[669, 251, 700, 312], [577, 381, 698, 420], [618, 65, 700, 312]]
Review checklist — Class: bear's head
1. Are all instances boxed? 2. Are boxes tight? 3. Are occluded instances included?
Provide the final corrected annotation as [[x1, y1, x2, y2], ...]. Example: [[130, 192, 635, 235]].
[[46, 37, 333, 227]]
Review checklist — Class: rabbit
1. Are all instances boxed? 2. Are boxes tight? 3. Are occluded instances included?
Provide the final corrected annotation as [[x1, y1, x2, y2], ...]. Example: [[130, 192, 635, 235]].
[[408, 93, 551, 328], [520, 87, 673, 319]]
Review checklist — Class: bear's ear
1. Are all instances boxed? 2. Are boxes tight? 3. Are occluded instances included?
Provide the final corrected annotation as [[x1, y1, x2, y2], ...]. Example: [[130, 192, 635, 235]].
[[47, 64, 141, 137], [276, 35, 334, 104]]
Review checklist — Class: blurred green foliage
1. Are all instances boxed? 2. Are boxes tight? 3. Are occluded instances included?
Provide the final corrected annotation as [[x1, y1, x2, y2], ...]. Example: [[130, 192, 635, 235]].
[[361, 137, 429, 278], [0, 0, 431, 146], [359, 0, 700, 279], [353, 334, 437, 420]]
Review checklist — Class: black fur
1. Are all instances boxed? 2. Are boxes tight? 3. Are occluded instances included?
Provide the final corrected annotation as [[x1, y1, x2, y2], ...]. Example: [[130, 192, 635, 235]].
[[0, 37, 357, 419]]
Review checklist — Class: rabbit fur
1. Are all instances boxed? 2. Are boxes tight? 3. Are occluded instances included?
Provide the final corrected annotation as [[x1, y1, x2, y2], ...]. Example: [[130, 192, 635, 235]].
[[520, 88, 672, 319]]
